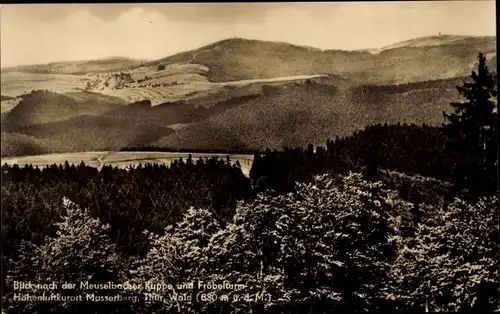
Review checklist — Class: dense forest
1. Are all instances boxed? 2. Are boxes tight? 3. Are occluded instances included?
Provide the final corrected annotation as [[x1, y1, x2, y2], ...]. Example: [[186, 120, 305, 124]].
[[1, 53, 498, 313]]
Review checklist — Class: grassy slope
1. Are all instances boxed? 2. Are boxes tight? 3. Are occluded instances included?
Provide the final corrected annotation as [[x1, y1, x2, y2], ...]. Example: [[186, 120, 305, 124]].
[[0, 72, 89, 97], [149, 36, 496, 84], [379, 35, 492, 50]]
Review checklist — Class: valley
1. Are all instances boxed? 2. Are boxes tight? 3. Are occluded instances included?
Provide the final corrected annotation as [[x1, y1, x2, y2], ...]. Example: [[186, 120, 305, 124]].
[[1, 35, 496, 160]]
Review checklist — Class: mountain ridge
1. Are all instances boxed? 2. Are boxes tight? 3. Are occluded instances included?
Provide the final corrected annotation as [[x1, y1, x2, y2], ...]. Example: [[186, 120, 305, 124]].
[[2, 34, 494, 71], [1, 34, 495, 157]]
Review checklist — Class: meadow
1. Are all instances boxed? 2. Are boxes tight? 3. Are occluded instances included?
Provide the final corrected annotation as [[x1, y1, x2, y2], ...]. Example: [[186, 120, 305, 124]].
[[1, 151, 254, 176], [149, 36, 496, 84], [1, 62, 326, 108], [0, 72, 88, 97]]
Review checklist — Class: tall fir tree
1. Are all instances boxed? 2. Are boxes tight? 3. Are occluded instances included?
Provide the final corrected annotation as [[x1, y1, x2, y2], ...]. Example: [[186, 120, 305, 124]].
[[443, 52, 498, 197]]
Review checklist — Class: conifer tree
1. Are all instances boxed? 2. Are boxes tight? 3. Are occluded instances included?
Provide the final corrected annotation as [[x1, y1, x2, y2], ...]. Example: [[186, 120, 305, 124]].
[[443, 53, 497, 196]]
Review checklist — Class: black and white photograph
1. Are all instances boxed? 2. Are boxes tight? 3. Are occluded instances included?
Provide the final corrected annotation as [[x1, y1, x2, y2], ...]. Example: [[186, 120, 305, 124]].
[[0, 2, 498, 313]]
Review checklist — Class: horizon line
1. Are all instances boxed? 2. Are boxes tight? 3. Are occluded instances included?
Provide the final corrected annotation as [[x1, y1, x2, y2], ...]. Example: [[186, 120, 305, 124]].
[[1, 33, 495, 69]]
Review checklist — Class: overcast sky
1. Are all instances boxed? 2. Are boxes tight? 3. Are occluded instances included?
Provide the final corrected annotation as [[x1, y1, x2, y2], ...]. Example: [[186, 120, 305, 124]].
[[0, 2, 496, 67]]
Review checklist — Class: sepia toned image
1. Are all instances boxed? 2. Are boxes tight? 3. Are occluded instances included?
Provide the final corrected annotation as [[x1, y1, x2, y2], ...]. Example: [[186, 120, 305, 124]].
[[0, 2, 498, 313]]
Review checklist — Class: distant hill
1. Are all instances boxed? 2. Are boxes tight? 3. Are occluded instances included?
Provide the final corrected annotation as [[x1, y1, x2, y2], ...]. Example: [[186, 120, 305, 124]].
[[2, 35, 494, 88], [1, 35, 494, 156], [3, 36, 494, 85], [0, 87, 270, 156], [8, 114, 174, 153], [147, 36, 496, 84], [1, 57, 148, 75], [0, 93, 176, 154], [378, 35, 490, 51], [2, 90, 125, 129], [0, 74, 476, 155]]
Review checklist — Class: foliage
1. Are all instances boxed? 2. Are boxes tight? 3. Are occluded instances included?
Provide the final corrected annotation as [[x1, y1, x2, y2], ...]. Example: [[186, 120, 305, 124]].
[[0, 132, 50, 158], [133, 173, 400, 313], [130, 207, 222, 313], [2, 52, 498, 312], [388, 196, 499, 312], [250, 123, 460, 194], [3, 166, 498, 312], [379, 170, 455, 205], [443, 53, 498, 197], [3, 198, 127, 314], [1, 157, 251, 260], [133, 172, 498, 313]]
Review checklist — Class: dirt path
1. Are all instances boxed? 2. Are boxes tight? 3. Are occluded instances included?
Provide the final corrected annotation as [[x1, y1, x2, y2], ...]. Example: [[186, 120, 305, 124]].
[[215, 74, 328, 86], [97, 154, 105, 170], [187, 50, 210, 64], [186, 42, 228, 64]]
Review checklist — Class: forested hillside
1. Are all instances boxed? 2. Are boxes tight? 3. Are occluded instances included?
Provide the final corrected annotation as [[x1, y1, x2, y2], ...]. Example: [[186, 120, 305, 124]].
[[153, 76, 464, 151], [2, 75, 466, 156], [1, 53, 497, 313]]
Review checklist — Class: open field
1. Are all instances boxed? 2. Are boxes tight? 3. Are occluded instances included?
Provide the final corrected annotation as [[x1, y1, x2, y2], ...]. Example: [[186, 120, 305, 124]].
[[1, 151, 254, 176], [0, 72, 88, 97], [97, 74, 327, 105], [96, 82, 224, 105], [1, 63, 327, 106], [1, 97, 22, 113]]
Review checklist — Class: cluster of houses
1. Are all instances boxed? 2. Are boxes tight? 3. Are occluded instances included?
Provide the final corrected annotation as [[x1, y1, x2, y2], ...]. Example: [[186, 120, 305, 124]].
[[83, 70, 191, 91]]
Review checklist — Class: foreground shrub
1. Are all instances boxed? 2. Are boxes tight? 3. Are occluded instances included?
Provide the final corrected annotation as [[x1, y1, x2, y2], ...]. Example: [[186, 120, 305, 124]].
[[130, 207, 222, 313], [4, 171, 497, 313], [1, 158, 251, 259], [133, 172, 499, 312], [388, 196, 499, 312], [3, 198, 128, 314], [250, 123, 459, 194], [379, 170, 454, 205], [133, 173, 400, 313]]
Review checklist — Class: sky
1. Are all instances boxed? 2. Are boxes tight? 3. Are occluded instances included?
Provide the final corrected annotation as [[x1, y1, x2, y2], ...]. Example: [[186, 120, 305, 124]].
[[0, 2, 496, 67]]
